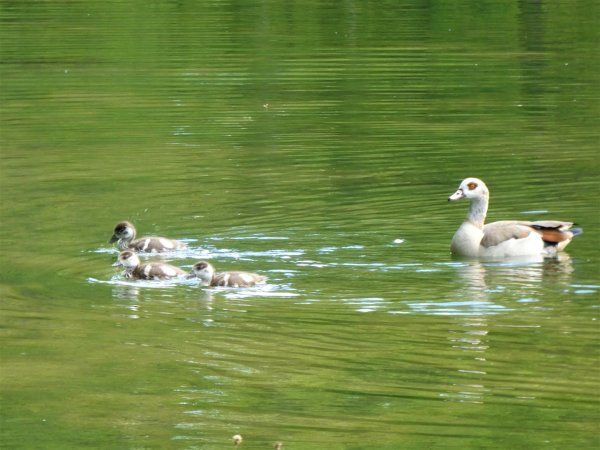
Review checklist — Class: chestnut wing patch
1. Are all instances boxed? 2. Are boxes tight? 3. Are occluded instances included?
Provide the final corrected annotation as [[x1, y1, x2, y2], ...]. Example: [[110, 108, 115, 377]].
[[529, 221, 578, 244]]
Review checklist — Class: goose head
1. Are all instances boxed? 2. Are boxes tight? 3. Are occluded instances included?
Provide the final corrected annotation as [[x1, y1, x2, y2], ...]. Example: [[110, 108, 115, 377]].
[[448, 177, 489, 202]]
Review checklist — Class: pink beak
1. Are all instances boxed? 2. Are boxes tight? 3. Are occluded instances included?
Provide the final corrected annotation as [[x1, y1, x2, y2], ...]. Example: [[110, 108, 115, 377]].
[[448, 188, 465, 201]]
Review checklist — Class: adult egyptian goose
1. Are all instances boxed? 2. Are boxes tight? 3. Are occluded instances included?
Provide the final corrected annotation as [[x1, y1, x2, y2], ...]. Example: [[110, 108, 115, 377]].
[[112, 250, 187, 280], [109, 221, 187, 253], [187, 261, 267, 287], [448, 178, 582, 258]]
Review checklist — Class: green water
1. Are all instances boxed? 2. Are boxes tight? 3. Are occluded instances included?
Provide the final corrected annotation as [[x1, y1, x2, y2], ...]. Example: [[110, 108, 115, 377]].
[[1, 1, 599, 449]]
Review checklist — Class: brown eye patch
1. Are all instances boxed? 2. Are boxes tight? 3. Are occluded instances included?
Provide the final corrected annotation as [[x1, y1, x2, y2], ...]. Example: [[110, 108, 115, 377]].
[[467, 182, 478, 190]]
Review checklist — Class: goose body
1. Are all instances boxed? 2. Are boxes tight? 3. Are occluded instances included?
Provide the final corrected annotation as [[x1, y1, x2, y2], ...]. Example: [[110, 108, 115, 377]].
[[448, 178, 581, 258], [109, 221, 187, 253], [188, 261, 267, 287], [113, 250, 187, 280]]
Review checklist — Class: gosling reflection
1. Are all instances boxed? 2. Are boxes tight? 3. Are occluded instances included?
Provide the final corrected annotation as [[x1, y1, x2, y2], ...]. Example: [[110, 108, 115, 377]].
[[110, 284, 216, 326], [111, 284, 141, 302]]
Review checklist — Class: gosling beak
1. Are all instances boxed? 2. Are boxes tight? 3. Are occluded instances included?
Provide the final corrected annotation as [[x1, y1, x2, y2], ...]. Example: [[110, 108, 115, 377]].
[[186, 273, 196, 280], [109, 234, 118, 243], [112, 261, 122, 267], [448, 188, 465, 201]]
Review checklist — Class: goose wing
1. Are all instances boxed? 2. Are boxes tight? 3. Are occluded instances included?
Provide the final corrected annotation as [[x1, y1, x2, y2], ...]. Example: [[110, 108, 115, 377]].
[[482, 220, 580, 248], [481, 221, 535, 248]]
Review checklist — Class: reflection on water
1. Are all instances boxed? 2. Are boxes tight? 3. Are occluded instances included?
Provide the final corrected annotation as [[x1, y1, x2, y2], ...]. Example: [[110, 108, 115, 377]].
[[443, 316, 489, 405], [456, 254, 575, 299], [62, 230, 600, 448], [97, 237, 580, 321], [405, 298, 508, 316]]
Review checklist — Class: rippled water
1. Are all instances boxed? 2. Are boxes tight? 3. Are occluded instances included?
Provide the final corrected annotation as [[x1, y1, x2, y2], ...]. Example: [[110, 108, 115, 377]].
[[1, 1, 599, 449]]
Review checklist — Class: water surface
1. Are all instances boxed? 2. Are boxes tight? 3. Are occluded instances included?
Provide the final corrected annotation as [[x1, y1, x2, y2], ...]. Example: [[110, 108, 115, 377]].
[[1, 1, 599, 449]]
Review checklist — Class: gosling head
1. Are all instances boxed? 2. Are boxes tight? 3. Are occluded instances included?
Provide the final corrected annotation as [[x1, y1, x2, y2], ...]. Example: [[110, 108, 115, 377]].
[[187, 261, 215, 285], [112, 250, 140, 269]]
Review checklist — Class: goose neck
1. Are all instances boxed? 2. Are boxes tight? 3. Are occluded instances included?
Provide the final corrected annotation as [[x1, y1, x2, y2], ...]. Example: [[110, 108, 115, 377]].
[[467, 196, 488, 228]]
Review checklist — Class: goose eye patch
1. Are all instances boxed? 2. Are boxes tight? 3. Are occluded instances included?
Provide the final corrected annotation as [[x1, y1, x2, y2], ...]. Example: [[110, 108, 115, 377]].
[[467, 182, 478, 190]]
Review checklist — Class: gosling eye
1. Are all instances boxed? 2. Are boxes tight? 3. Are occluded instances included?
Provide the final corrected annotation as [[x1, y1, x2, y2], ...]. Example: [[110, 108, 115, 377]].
[[467, 182, 478, 190]]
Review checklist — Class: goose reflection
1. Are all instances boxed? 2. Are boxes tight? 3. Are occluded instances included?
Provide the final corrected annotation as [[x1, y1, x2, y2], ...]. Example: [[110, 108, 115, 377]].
[[456, 253, 574, 302], [440, 253, 575, 404], [443, 315, 490, 404]]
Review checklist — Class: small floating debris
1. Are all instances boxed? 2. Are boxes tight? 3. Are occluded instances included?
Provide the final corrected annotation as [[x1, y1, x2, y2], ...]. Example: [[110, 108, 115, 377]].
[[232, 434, 243, 446], [393, 238, 405, 244]]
